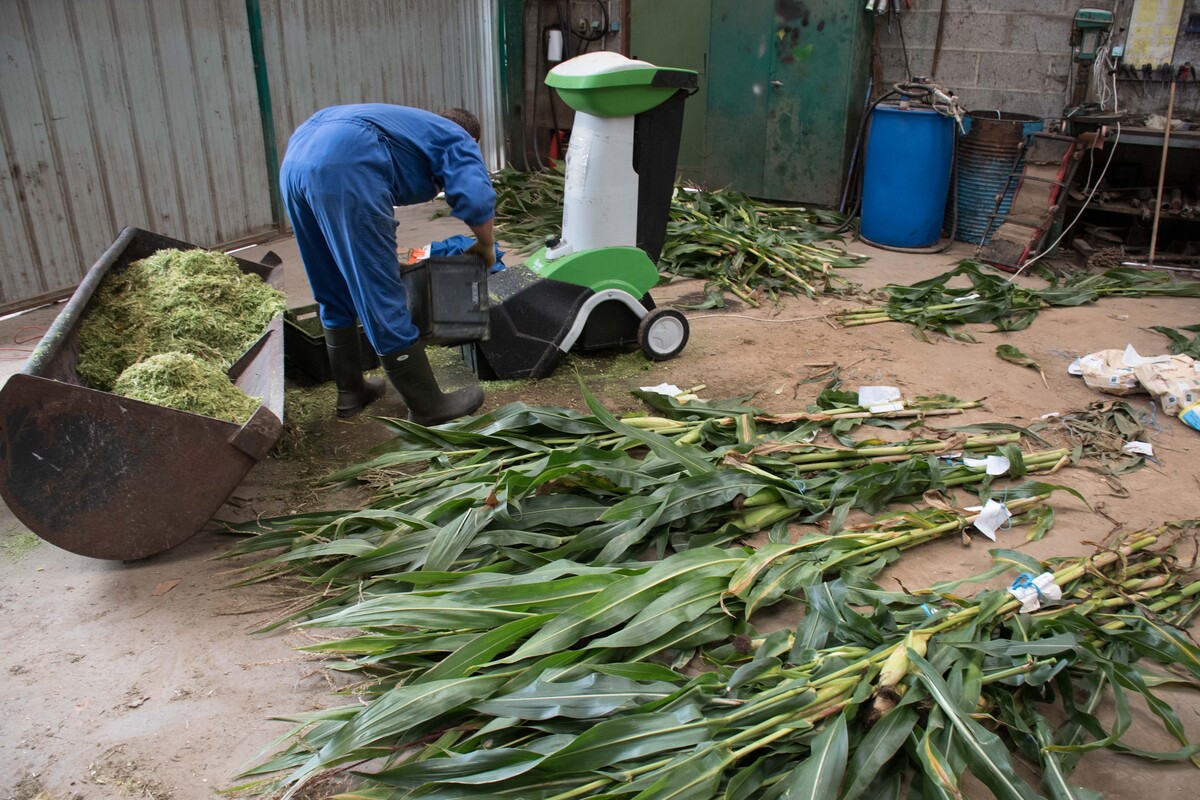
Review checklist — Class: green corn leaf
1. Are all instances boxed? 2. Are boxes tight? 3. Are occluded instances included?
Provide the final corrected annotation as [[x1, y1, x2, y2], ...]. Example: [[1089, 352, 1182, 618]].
[[538, 707, 711, 773], [723, 754, 776, 800], [501, 547, 744, 662], [1025, 505, 1055, 542], [421, 505, 496, 571], [418, 613, 554, 684], [1031, 714, 1104, 800], [952, 632, 1081, 658], [841, 707, 918, 800], [586, 576, 729, 649], [1100, 612, 1200, 681], [580, 380, 714, 477], [592, 662, 685, 683], [368, 747, 546, 788], [629, 744, 734, 800], [471, 673, 678, 720], [908, 727, 962, 800], [908, 649, 1044, 800], [996, 344, 1043, 372], [451, 572, 619, 612], [728, 542, 808, 599], [1151, 324, 1200, 357], [779, 712, 849, 800], [296, 674, 507, 782], [304, 595, 532, 631]]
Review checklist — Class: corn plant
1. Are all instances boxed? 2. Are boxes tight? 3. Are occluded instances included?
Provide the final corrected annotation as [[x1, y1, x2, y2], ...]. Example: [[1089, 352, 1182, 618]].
[[225, 390, 1066, 626], [488, 167, 865, 305], [1151, 323, 1200, 358], [837, 262, 1200, 341], [234, 523, 1200, 798]]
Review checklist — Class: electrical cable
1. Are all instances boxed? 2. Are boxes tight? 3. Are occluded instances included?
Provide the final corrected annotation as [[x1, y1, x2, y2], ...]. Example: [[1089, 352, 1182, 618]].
[[554, 1, 573, 58], [894, 5, 912, 82], [688, 312, 834, 324], [561, 0, 609, 45], [1009, 122, 1122, 278], [833, 88, 903, 233], [531, 1, 545, 169]]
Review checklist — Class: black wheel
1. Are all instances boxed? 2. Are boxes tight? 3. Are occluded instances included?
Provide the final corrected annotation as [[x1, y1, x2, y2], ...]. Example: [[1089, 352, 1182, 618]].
[[638, 308, 689, 361]]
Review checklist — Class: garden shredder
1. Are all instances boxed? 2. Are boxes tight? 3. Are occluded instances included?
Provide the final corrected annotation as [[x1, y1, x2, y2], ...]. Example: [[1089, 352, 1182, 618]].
[[461, 51, 698, 380]]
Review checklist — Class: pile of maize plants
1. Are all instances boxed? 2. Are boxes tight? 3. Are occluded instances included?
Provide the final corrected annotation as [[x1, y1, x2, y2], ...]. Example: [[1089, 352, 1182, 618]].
[[837, 262, 1200, 341], [489, 167, 865, 305], [222, 385, 1199, 797]]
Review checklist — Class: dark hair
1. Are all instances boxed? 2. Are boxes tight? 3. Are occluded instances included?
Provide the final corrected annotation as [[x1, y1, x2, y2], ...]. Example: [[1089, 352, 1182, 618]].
[[439, 108, 481, 142]]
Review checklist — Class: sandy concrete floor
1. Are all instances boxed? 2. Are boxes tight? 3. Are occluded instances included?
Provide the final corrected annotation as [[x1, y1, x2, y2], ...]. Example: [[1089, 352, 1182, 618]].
[[1, 205, 1198, 799]]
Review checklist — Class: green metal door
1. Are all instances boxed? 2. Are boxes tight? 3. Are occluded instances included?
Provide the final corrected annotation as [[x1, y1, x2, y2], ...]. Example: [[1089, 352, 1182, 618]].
[[630, 0, 869, 205], [763, 1, 871, 205], [704, 0, 773, 195]]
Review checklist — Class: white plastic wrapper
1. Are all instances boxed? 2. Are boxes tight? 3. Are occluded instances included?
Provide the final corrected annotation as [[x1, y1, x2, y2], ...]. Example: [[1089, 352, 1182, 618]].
[[963, 455, 1011, 476], [971, 499, 1012, 541], [1007, 572, 1063, 613], [858, 386, 901, 408], [639, 384, 683, 397]]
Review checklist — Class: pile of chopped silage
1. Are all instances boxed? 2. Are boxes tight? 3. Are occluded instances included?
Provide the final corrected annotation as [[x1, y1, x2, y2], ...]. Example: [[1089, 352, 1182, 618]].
[[76, 248, 285, 422], [113, 352, 262, 423]]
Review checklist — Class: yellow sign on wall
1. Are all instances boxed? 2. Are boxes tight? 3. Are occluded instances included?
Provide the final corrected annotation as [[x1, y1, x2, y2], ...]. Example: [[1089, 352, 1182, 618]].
[[1124, 0, 1185, 65]]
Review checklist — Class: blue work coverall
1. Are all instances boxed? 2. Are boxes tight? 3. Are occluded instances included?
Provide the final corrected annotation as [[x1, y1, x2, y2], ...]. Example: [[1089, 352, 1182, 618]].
[[280, 104, 496, 355]]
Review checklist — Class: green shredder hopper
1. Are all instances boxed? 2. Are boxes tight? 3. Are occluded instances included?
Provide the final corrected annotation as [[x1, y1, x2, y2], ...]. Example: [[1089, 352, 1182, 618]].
[[462, 52, 698, 380], [0, 227, 285, 561]]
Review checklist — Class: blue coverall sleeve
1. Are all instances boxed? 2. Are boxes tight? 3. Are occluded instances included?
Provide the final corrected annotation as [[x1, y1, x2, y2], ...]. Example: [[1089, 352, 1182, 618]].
[[435, 138, 496, 228]]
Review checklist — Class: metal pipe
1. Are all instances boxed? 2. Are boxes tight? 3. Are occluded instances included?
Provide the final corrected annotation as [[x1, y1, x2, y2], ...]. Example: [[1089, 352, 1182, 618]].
[[244, 0, 283, 230]]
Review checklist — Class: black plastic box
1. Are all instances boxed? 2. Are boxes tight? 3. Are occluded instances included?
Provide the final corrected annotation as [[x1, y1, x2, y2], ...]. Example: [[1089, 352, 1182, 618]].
[[283, 305, 378, 384], [402, 254, 490, 346]]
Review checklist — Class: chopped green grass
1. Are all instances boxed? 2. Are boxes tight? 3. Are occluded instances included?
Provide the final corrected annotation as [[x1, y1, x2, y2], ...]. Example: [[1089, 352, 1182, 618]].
[[77, 248, 285, 391], [1, 527, 41, 561], [113, 352, 261, 424]]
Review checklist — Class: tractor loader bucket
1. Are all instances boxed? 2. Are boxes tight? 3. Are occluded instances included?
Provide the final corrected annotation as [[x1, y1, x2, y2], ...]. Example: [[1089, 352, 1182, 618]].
[[0, 227, 285, 561]]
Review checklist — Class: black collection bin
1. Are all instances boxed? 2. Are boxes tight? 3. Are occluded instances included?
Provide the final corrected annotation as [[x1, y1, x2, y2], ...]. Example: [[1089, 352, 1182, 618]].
[[284, 254, 489, 384], [401, 254, 490, 346], [283, 305, 378, 384]]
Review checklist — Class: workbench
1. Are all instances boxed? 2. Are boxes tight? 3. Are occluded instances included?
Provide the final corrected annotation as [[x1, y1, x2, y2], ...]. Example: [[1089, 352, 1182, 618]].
[[1067, 125, 1200, 258]]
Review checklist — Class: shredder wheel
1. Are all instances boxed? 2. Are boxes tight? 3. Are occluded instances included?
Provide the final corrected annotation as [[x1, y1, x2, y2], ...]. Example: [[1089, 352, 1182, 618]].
[[638, 308, 689, 361]]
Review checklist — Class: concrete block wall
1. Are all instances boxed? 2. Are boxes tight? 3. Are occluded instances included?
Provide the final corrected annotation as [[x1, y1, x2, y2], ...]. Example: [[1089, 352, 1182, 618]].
[[874, 1, 1122, 123]]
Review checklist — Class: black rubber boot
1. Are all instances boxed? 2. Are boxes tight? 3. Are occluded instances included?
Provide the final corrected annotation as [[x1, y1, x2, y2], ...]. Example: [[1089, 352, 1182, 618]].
[[379, 342, 484, 426], [323, 326, 385, 418]]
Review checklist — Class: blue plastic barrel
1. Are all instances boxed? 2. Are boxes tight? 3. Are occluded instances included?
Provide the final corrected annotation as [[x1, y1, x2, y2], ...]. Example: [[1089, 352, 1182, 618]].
[[861, 105, 954, 248]]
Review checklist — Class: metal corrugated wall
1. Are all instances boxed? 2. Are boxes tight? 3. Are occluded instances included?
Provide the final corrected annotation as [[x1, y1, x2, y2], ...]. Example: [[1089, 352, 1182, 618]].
[[0, 0, 275, 313], [260, 0, 505, 180], [0, 0, 503, 312]]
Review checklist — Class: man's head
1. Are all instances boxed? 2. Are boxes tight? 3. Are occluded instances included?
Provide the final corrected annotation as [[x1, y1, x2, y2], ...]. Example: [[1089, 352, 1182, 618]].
[[439, 108, 481, 142]]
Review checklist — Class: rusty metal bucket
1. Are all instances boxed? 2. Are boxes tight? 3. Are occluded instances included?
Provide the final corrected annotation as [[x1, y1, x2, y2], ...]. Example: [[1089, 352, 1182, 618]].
[[952, 111, 1045, 245], [0, 227, 285, 560]]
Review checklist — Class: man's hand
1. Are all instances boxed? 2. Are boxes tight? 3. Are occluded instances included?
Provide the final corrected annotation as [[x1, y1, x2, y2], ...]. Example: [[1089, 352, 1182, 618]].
[[467, 219, 497, 269], [466, 238, 497, 269]]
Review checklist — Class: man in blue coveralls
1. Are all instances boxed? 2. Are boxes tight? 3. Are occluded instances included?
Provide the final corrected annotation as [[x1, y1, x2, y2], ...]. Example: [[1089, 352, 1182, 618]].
[[280, 104, 494, 423]]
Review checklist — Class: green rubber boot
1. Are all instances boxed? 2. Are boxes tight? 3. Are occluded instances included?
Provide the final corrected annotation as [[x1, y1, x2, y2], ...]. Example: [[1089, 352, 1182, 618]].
[[379, 342, 484, 426], [323, 326, 385, 418]]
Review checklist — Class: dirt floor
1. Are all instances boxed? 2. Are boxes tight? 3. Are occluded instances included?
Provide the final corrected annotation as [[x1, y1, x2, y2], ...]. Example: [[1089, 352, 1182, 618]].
[[1, 207, 1199, 799]]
